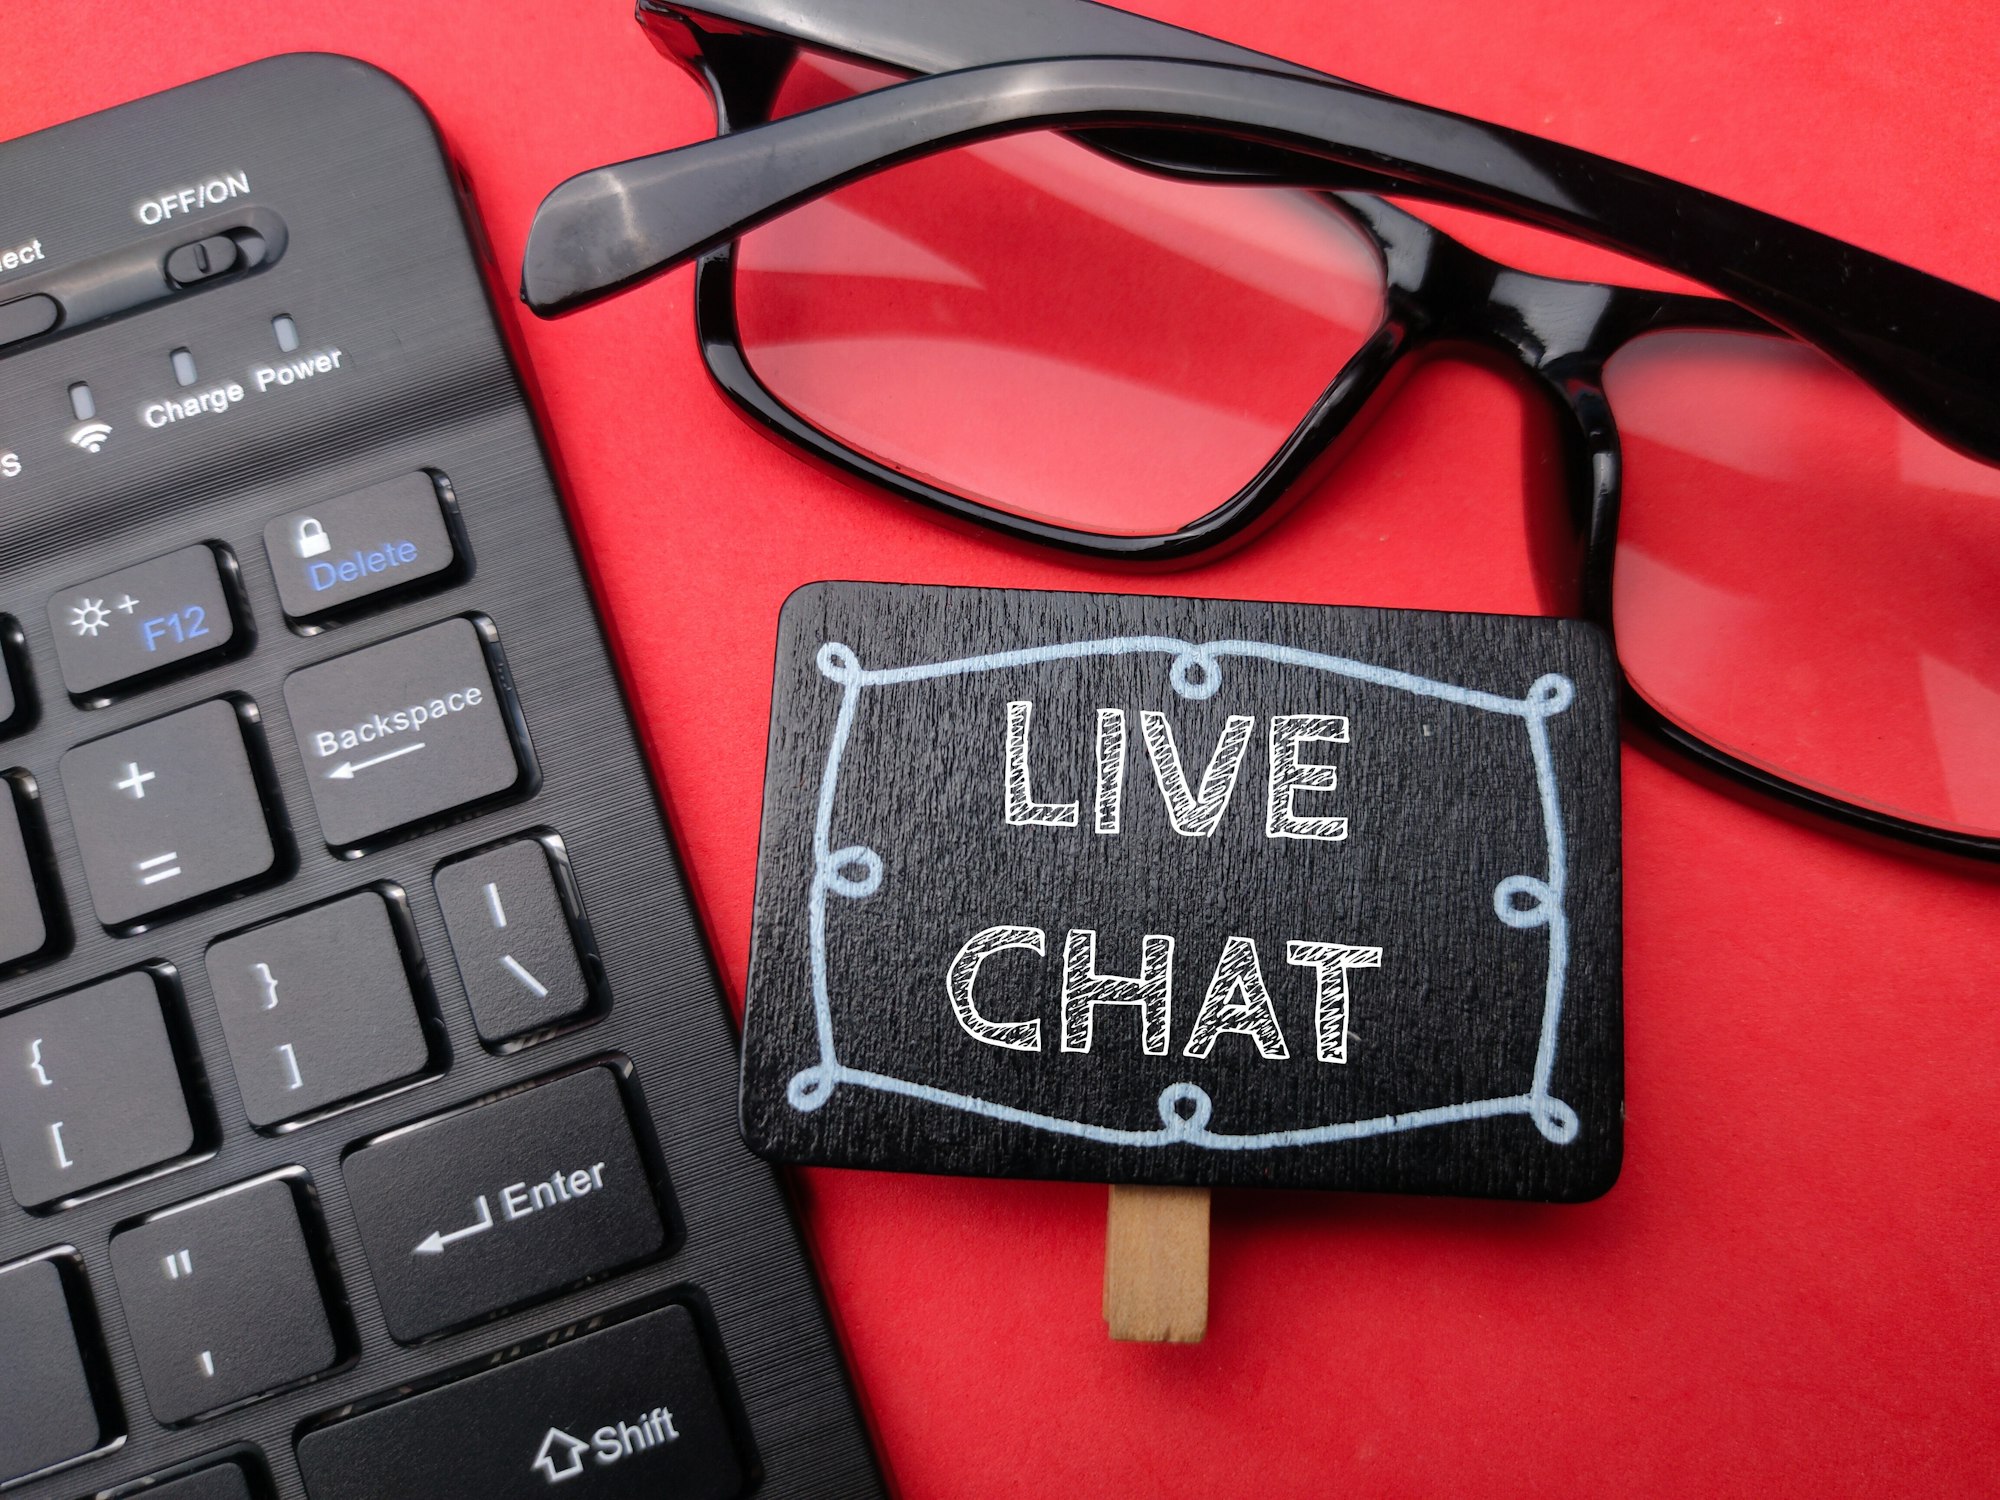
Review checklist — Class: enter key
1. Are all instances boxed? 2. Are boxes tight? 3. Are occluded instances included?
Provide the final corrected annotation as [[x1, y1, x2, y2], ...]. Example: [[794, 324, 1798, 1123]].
[[342, 1067, 666, 1342]]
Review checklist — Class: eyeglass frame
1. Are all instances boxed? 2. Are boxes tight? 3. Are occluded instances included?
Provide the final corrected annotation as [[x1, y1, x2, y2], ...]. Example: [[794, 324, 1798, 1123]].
[[520, 0, 2000, 864]]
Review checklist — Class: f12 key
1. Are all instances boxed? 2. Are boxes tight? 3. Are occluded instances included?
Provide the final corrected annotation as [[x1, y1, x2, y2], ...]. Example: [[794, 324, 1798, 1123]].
[[48, 546, 237, 697]]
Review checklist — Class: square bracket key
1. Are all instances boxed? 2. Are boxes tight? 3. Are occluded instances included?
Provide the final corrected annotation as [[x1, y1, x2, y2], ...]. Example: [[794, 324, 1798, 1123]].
[[206, 890, 431, 1127], [60, 698, 279, 927], [0, 970, 196, 1207]]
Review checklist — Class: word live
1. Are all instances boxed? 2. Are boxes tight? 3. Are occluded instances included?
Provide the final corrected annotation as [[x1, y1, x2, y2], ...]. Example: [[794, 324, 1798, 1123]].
[[1003, 699, 1354, 841]]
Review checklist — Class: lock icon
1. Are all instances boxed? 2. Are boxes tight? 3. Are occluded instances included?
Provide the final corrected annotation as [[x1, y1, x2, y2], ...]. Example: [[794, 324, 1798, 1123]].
[[294, 517, 331, 559]]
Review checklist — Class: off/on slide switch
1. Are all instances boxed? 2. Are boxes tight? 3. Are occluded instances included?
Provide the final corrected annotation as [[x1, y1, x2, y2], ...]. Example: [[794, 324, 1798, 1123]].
[[165, 234, 241, 287]]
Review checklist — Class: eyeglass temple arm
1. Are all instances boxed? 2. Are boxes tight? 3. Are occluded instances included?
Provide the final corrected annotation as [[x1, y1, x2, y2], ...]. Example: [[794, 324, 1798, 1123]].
[[522, 56, 2000, 464], [647, 0, 1318, 88], [641, 0, 1426, 194]]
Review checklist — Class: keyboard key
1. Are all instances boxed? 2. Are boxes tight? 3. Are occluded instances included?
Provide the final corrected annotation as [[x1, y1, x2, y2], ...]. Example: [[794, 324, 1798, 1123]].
[[0, 620, 20, 733], [435, 838, 592, 1044], [206, 890, 429, 1127], [0, 971, 194, 1207], [0, 774, 50, 966], [0, 1254, 109, 1484], [342, 1068, 663, 1342], [60, 698, 278, 926], [48, 544, 236, 696], [133, 1462, 255, 1500], [109, 1175, 339, 1424], [266, 472, 457, 622], [284, 617, 524, 848], [295, 1305, 742, 1500]]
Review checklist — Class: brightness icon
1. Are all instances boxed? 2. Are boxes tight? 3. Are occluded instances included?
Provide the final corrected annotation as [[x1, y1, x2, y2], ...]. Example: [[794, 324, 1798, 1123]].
[[69, 598, 112, 636]]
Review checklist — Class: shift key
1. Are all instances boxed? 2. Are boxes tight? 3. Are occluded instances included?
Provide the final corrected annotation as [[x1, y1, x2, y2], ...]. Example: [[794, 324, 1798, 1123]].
[[285, 616, 525, 847], [296, 1305, 743, 1500], [342, 1067, 665, 1342]]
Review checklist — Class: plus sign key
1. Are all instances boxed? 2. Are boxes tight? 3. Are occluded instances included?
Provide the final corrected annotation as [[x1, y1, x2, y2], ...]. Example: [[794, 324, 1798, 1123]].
[[48, 545, 236, 697], [285, 617, 526, 848], [60, 699, 278, 926]]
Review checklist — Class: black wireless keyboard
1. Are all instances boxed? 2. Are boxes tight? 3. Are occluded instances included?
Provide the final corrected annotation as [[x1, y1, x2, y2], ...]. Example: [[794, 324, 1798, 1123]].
[[0, 54, 882, 1500]]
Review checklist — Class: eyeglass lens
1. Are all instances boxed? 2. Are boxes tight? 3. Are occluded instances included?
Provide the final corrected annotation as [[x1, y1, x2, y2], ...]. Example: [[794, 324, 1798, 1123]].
[[733, 54, 1388, 535], [1606, 328, 2000, 837]]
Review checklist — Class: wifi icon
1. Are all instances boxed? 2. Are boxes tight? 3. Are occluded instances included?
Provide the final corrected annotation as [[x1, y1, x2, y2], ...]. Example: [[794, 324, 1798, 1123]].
[[67, 420, 113, 454]]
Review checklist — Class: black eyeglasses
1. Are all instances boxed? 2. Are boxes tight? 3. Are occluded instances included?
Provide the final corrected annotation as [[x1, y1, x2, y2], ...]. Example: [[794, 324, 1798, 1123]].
[[520, 0, 2000, 862]]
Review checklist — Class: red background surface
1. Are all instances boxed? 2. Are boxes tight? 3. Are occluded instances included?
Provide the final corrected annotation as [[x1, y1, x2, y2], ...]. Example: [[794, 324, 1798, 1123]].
[[6, 3, 1997, 1493]]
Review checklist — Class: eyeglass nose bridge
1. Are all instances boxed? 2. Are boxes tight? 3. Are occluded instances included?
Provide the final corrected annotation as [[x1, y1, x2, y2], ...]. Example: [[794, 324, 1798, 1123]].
[[1344, 196, 1624, 374]]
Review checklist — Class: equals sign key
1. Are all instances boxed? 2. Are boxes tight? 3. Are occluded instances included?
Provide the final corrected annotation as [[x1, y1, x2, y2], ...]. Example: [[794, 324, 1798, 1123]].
[[137, 851, 182, 885]]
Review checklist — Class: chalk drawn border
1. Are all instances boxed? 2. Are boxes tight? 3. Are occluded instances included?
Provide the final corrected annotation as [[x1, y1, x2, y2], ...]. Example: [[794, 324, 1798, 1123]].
[[786, 635, 1580, 1151]]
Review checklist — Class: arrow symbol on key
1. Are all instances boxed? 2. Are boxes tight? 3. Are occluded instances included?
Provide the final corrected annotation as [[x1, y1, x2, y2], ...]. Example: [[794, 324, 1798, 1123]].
[[326, 742, 425, 780], [415, 1193, 493, 1256]]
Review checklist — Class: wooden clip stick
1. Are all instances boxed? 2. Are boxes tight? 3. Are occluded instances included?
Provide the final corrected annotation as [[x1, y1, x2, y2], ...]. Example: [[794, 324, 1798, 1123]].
[[1103, 1185, 1209, 1343]]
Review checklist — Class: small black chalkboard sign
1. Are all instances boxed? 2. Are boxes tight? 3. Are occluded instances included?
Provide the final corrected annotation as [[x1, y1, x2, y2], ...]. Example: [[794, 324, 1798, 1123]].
[[742, 583, 1623, 1200]]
